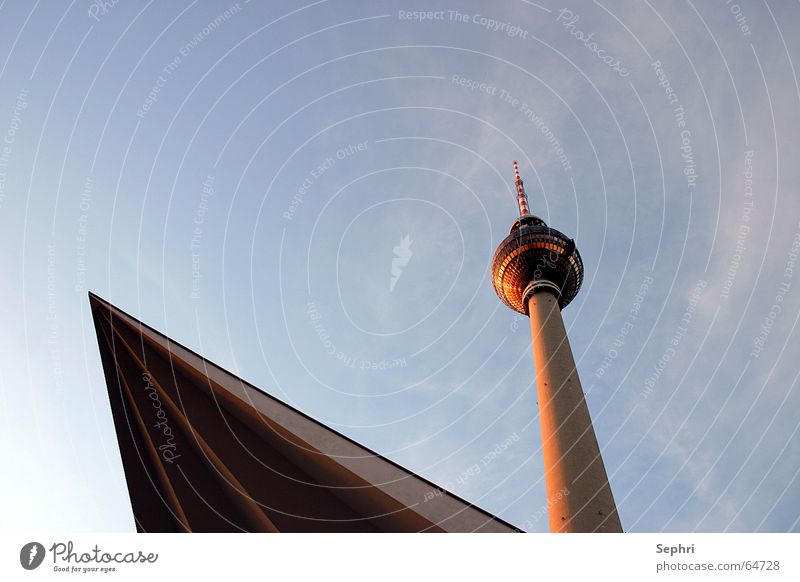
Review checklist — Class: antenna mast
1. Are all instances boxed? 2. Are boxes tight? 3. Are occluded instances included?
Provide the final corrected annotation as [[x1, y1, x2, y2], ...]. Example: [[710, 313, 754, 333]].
[[513, 160, 530, 216]]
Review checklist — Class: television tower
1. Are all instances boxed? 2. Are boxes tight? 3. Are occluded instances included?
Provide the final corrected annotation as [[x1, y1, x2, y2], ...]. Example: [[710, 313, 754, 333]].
[[491, 162, 622, 533]]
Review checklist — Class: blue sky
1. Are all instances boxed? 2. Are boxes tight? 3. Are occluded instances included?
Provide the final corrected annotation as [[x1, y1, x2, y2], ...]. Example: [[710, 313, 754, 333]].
[[1, 0, 799, 532]]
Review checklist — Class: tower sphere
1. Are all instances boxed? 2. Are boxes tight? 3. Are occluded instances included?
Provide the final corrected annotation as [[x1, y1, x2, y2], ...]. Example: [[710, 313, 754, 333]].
[[491, 165, 584, 313]]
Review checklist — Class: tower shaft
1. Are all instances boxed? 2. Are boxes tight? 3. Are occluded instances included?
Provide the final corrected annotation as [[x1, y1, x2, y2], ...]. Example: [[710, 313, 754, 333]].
[[528, 291, 622, 533]]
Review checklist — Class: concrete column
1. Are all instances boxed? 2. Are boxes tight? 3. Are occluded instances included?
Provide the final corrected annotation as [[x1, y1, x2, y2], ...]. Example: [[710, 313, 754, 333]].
[[528, 290, 622, 533]]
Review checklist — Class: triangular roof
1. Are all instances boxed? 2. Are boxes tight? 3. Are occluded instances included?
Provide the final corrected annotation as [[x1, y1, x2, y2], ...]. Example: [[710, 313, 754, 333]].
[[89, 293, 518, 532]]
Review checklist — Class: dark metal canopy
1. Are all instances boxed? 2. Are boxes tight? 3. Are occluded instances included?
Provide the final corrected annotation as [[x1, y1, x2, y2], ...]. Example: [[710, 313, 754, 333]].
[[89, 292, 518, 533]]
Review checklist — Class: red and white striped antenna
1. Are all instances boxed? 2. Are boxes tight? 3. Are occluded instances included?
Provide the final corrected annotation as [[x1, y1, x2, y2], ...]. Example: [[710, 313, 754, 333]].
[[513, 160, 530, 216]]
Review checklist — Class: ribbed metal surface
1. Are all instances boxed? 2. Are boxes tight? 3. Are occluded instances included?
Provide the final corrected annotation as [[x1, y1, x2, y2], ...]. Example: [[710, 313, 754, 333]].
[[491, 223, 584, 313]]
